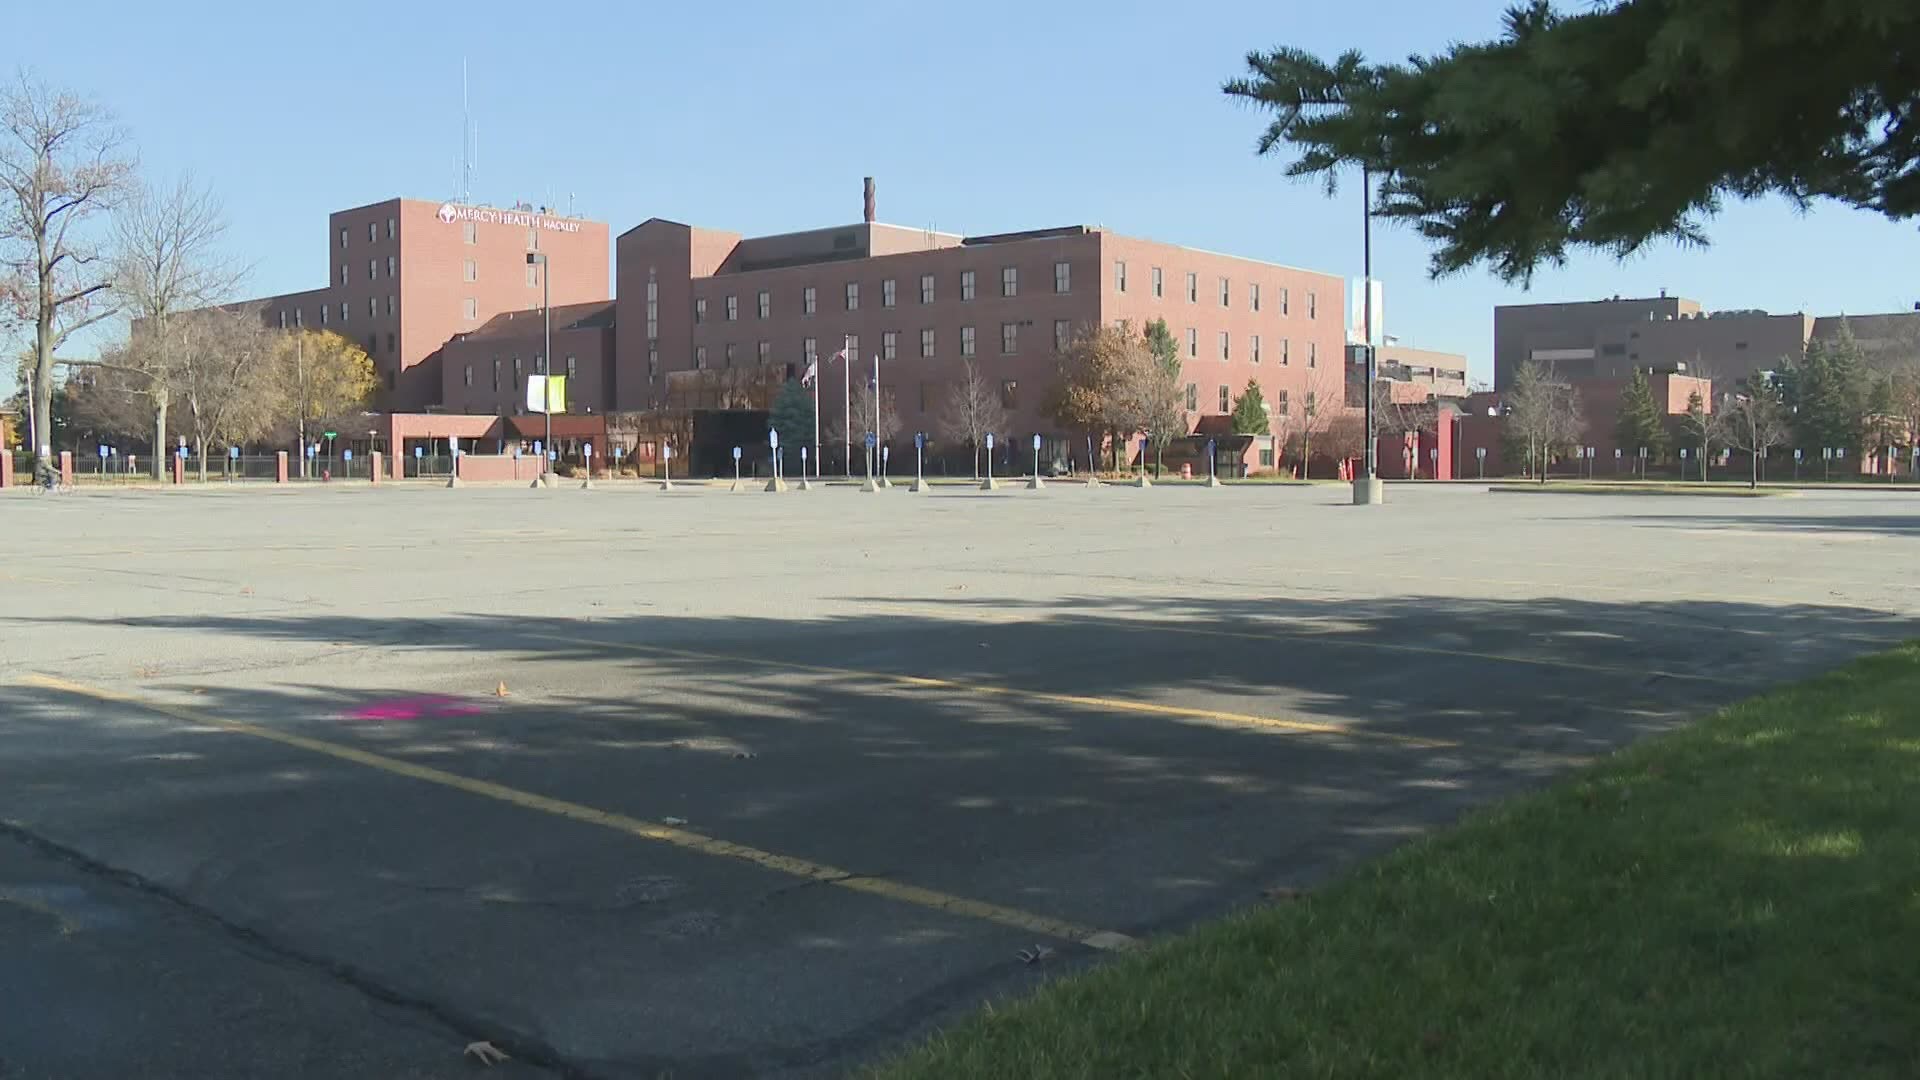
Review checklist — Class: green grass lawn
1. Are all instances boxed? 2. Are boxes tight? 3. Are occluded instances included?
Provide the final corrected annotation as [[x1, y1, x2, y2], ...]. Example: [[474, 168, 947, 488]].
[[873, 646, 1920, 1079]]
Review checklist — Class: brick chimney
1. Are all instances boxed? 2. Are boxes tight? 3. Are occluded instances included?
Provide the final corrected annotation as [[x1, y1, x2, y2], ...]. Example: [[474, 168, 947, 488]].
[[863, 177, 876, 224]]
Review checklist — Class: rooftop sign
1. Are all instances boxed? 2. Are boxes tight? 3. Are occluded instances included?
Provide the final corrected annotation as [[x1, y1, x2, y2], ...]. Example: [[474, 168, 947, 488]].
[[436, 202, 581, 234]]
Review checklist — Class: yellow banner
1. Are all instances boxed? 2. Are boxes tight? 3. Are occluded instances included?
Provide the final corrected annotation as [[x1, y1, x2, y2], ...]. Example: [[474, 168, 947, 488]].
[[545, 375, 567, 414]]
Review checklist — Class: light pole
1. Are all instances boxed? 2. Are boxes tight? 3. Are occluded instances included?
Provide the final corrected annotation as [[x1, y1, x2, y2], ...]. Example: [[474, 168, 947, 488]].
[[527, 250, 555, 487], [1353, 166, 1383, 506]]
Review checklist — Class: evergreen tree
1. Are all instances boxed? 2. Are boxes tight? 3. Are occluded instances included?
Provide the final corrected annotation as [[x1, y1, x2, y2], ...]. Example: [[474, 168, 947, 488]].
[[1784, 326, 1870, 457], [1612, 367, 1668, 466], [1225, 1, 1920, 282], [1144, 318, 1181, 377], [1228, 379, 1270, 435], [768, 379, 814, 470]]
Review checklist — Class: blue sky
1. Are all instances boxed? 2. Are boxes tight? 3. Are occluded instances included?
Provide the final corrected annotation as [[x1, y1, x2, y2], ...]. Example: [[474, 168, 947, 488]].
[[11, 0, 1920, 382]]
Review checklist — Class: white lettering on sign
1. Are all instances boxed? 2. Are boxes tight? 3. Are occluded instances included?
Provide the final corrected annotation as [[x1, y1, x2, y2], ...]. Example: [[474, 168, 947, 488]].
[[435, 202, 583, 235]]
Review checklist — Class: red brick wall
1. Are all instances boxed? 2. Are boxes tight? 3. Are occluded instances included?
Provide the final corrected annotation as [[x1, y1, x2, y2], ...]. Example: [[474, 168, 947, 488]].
[[1098, 233, 1349, 446]]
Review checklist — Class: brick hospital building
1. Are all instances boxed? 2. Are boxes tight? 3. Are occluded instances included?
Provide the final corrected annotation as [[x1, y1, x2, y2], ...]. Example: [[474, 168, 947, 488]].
[[235, 181, 1366, 467]]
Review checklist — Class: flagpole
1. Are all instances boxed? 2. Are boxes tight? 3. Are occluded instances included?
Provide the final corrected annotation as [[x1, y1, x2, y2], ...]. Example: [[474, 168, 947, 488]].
[[842, 333, 852, 478], [811, 365, 820, 481], [872, 352, 881, 477]]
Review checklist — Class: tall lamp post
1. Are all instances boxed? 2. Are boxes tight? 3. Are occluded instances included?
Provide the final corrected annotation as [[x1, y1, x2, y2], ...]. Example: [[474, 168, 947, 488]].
[[1354, 166, 1383, 506], [526, 250, 555, 488]]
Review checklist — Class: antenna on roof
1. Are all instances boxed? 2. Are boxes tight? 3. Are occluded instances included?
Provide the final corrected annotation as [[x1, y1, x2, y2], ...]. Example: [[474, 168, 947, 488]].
[[460, 59, 472, 204]]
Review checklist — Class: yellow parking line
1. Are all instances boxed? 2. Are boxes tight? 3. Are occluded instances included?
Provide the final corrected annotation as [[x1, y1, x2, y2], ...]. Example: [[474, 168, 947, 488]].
[[526, 632, 1462, 750], [19, 674, 1135, 952]]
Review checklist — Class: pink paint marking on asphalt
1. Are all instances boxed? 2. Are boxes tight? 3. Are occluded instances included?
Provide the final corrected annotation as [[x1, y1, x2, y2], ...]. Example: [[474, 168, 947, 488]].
[[346, 695, 489, 722]]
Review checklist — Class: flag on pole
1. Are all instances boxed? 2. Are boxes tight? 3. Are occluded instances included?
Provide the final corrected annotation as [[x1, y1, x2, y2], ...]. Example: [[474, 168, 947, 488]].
[[800, 358, 818, 387], [829, 347, 848, 365]]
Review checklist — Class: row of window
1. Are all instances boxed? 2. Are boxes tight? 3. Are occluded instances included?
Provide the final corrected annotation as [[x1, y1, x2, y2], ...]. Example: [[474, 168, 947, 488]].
[[340, 218, 398, 247], [1183, 384, 1316, 416], [464, 354, 579, 391], [692, 263, 1077, 326], [459, 221, 543, 251], [1178, 328, 1318, 367], [459, 259, 542, 288], [277, 295, 396, 330], [1116, 263, 1317, 318], [341, 256, 399, 284]]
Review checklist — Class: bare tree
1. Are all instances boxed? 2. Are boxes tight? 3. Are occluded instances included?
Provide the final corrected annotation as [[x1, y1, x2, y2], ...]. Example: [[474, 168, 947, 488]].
[[110, 174, 241, 477], [170, 306, 279, 479], [1504, 359, 1585, 483], [937, 359, 1007, 478], [1722, 374, 1790, 488], [827, 377, 899, 468], [0, 71, 135, 477], [1291, 368, 1340, 478], [1680, 387, 1727, 481], [1126, 352, 1187, 476]]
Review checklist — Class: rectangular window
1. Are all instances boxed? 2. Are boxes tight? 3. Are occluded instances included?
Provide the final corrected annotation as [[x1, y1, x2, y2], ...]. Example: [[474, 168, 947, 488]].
[[883, 330, 898, 361], [1220, 277, 1230, 306], [339, 226, 348, 248], [961, 270, 976, 302], [961, 325, 976, 357], [758, 341, 771, 364], [1002, 266, 1019, 297], [1281, 337, 1290, 365], [1277, 389, 1290, 414], [1306, 391, 1317, 415], [920, 274, 934, 304], [1000, 379, 1018, 409], [294, 308, 302, 328], [492, 358, 501, 391], [1115, 261, 1127, 292], [463, 259, 477, 283], [463, 221, 477, 245], [1251, 334, 1262, 364], [920, 328, 935, 358], [1186, 272, 1198, 302], [567, 355, 577, 380], [526, 228, 537, 252], [725, 295, 738, 321], [724, 343, 736, 367], [339, 264, 347, 285], [368, 296, 377, 317], [368, 221, 377, 243], [386, 295, 394, 315], [695, 345, 708, 369], [1152, 266, 1163, 298], [695, 298, 707, 323], [1185, 383, 1197, 410], [514, 356, 523, 376], [1186, 327, 1197, 358], [463, 297, 477, 321], [1280, 287, 1290, 316], [647, 348, 657, 381], [1250, 282, 1261, 312], [1309, 342, 1317, 367], [386, 217, 395, 239], [525, 264, 538, 288], [1308, 291, 1317, 319], [845, 281, 859, 311], [1219, 385, 1230, 413], [804, 286, 817, 316], [386, 255, 395, 277], [340, 301, 349, 323], [882, 278, 897, 308], [1001, 322, 1018, 355], [804, 337, 817, 363], [277, 310, 287, 329], [368, 259, 377, 280], [1054, 319, 1070, 353], [758, 290, 770, 319], [1219, 331, 1230, 361], [646, 278, 659, 339], [847, 335, 859, 365], [1054, 261, 1070, 294], [320, 306, 328, 326], [464, 364, 473, 387]]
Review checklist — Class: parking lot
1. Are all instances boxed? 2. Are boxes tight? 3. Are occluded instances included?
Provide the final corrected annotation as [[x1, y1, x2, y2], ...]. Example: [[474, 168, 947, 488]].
[[4, 481, 1918, 1078]]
